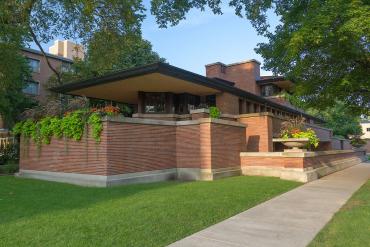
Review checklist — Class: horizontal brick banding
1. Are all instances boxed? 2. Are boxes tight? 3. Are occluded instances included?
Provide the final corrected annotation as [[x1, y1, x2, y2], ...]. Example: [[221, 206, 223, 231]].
[[20, 119, 246, 177], [106, 121, 177, 175], [20, 125, 108, 175], [241, 150, 366, 169]]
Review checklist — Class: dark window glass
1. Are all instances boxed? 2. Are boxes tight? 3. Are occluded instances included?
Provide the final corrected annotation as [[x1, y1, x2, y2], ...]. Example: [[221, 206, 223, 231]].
[[27, 58, 40, 73], [205, 95, 216, 107], [23, 81, 39, 95], [174, 93, 201, 114], [367, 128, 370, 132], [261, 84, 281, 97], [144, 93, 166, 113]]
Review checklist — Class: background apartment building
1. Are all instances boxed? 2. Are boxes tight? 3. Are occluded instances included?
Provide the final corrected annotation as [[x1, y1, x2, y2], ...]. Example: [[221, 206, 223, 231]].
[[0, 40, 83, 131]]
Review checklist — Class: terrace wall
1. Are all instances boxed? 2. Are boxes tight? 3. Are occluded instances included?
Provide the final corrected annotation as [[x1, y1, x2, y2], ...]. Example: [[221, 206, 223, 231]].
[[241, 150, 366, 182], [19, 117, 246, 186]]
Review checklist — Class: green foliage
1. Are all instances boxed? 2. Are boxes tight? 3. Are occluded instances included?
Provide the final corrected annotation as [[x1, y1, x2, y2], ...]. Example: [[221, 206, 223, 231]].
[[280, 117, 320, 148], [209, 107, 221, 119], [0, 160, 19, 174], [61, 110, 87, 141], [88, 113, 103, 142], [21, 120, 36, 138], [350, 137, 366, 148], [49, 117, 63, 138], [151, 0, 370, 114], [292, 129, 320, 148], [39, 117, 54, 144], [12, 110, 104, 145], [304, 101, 363, 138], [0, 142, 19, 166]]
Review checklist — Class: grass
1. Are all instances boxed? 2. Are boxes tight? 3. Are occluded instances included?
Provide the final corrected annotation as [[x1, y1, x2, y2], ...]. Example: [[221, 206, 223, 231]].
[[309, 180, 370, 247], [0, 176, 299, 247]]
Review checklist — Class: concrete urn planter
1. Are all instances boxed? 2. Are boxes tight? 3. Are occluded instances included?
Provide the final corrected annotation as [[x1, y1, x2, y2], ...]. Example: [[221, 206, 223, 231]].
[[273, 138, 310, 152]]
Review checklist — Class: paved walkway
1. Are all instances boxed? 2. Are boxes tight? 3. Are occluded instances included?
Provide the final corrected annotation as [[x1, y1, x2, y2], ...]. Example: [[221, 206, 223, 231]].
[[170, 162, 370, 247]]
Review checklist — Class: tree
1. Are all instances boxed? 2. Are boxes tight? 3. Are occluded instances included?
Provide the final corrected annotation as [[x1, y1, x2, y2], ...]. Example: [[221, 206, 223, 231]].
[[58, 32, 164, 84], [0, 0, 162, 124], [150, 0, 370, 114], [0, 6, 36, 127], [305, 102, 363, 138], [1, 0, 145, 84]]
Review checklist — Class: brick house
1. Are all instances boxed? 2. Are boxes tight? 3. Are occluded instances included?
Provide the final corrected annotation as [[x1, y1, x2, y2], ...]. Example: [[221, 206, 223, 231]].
[[0, 41, 82, 131], [18, 60, 366, 186]]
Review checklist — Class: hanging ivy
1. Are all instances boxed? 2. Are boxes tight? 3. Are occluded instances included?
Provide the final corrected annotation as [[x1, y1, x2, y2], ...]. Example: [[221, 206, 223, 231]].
[[12, 109, 105, 145], [88, 113, 103, 142]]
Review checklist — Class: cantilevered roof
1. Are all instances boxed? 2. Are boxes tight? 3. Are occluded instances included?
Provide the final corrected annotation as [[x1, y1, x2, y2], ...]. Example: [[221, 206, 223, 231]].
[[257, 76, 293, 90], [51, 62, 324, 123]]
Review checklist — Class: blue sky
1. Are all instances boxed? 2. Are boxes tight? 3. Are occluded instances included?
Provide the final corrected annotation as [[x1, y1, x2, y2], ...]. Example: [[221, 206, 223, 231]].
[[142, 5, 278, 76], [33, 2, 279, 76]]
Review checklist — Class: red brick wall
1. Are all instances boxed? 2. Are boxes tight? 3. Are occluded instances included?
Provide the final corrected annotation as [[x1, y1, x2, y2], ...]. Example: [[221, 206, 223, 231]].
[[20, 125, 109, 175], [239, 114, 273, 152], [106, 121, 177, 175], [241, 151, 366, 169], [216, 92, 240, 115], [176, 124, 201, 168], [210, 123, 246, 169], [20, 119, 246, 176], [206, 62, 260, 94]]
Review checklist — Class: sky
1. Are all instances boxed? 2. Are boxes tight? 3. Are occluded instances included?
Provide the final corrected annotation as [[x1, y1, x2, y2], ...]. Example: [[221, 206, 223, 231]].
[[33, 2, 279, 76], [141, 5, 279, 76]]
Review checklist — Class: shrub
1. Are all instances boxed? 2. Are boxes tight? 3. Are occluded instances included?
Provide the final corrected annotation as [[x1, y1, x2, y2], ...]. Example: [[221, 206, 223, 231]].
[[0, 142, 19, 166], [209, 107, 221, 119], [0, 160, 19, 174]]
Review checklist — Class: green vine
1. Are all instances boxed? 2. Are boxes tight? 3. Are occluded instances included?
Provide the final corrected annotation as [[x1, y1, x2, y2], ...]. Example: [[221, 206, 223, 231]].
[[12, 109, 104, 145], [88, 113, 103, 142], [209, 106, 221, 119], [61, 110, 86, 141]]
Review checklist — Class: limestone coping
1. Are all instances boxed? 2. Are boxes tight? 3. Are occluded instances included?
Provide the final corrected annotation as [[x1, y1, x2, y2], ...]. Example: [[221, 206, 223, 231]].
[[104, 116, 246, 128], [240, 149, 358, 158], [132, 113, 190, 119], [272, 138, 310, 142]]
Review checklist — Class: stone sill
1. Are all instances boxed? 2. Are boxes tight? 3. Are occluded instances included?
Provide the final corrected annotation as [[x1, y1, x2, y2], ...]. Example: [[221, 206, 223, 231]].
[[240, 149, 361, 158], [104, 116, 246, 128], [132, 113, 190, 119]]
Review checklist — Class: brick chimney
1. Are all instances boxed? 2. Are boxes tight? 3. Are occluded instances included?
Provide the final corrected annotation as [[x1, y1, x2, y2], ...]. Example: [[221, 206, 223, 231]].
[[205, 60, 261, 94], [49, 40, 84, 60]]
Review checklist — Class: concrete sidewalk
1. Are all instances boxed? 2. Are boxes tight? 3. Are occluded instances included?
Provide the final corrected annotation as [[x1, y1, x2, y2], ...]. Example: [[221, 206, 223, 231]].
[[169, 162, 370, 247]]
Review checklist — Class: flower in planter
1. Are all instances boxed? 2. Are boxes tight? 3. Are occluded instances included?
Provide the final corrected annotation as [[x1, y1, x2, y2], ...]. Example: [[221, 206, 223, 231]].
[[280, 117, 320, 148]]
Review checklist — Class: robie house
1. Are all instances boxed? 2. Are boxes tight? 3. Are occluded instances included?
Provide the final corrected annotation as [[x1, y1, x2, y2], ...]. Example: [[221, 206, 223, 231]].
[[18, 60, 367, 186]]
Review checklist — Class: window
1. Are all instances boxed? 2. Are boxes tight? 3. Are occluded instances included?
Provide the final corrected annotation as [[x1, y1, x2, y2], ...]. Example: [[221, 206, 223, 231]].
[[174, 93, 201, 114], [61, 62, 73, 73], [22, 81, 39, 95], [144, 93, 166, 113], [367, 128, 370, 132], [27, 58, 40, 73], [261, 84, 281, 97]]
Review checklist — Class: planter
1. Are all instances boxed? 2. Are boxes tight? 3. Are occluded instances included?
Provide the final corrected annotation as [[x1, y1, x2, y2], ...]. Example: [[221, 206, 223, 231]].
[[273, 138, 310, 152]]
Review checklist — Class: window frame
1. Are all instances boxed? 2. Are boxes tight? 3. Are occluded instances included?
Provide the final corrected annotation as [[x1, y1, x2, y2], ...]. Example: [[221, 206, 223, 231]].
[[27, 57, 41, 73], [22, 80, 40, 96]]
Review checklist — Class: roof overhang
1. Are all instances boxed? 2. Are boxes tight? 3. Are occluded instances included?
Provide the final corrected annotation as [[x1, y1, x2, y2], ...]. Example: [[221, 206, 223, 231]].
[[257, 77, 293, 90], [51, 63, 224, 103], [51, 62, 324, 123]]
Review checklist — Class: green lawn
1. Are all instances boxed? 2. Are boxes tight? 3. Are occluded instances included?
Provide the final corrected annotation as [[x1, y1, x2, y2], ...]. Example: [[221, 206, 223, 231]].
[[0, 176, 299, 247], [309, 180, 370, 247]]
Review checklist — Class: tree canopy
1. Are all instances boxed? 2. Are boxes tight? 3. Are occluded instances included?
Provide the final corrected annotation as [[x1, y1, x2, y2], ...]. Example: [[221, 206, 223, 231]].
[[305, 101, 363, 138], [151, 0, 370, 114], [0, 0, 162, 125]]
